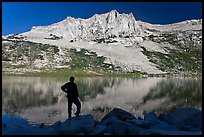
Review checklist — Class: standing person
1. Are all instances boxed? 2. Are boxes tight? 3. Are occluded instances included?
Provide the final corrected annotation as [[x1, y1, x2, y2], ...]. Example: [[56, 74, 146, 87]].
[[61, 76, 81, 119]]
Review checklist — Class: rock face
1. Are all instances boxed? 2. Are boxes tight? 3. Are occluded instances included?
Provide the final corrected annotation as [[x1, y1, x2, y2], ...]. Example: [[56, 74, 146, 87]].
[[22, 10, 142, 41], [2, 107, 202, 135], [19, 10, 202, 43]]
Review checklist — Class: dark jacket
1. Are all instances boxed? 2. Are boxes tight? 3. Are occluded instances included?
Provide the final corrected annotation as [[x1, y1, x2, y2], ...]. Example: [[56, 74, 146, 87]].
[[61, 82, 79, 98]]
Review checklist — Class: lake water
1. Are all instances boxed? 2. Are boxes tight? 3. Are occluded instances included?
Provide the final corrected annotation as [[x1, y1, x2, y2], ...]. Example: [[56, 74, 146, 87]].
[[2, 76, 202, 125]]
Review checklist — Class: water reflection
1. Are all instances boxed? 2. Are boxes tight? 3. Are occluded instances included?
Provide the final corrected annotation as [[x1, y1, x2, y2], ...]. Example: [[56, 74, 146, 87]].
[[143, 78, 202, 113], [2, 77, 60, 114], [2, 76, 202, 124]]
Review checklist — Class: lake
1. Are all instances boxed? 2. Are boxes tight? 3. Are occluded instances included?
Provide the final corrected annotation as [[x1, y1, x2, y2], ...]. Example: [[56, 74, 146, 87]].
[[2, 76, 202, 125]]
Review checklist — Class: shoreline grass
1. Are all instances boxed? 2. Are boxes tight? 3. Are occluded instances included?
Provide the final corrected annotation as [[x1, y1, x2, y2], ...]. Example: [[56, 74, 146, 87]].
[[2, 68, 202, 79]]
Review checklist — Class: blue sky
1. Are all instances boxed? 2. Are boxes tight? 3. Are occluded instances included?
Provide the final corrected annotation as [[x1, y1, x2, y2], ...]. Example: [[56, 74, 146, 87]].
[[2, 2, 202, 36]]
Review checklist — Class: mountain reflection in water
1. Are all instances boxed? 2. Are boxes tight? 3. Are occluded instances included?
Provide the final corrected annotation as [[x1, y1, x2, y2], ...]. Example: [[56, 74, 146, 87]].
[[2, 76, 202, 124]]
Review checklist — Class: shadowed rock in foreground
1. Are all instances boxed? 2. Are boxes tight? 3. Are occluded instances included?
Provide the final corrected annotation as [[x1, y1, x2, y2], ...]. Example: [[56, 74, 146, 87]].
[[2, 107, 202, 135]]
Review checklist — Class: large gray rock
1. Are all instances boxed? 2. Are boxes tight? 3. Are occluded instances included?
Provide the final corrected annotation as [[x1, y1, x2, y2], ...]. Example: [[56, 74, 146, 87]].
[[139, 129, 202, 135], [101, 108, 136, 123]]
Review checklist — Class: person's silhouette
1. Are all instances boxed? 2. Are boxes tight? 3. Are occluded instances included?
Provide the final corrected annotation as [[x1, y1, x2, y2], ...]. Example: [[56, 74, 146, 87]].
[[61, 76, 81, 119]]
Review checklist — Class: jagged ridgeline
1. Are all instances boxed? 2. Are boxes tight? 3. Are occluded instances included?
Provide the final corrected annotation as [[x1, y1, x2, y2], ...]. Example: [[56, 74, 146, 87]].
[[2, 10, 202, 75]]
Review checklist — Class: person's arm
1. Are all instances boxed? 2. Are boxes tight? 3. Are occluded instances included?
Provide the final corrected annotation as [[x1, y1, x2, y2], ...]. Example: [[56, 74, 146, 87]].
[[61, 84, 67, 93]]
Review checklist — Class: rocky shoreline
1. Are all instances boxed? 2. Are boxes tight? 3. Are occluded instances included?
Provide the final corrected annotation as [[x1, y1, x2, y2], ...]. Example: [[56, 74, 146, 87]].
[[2, 107, 202, 135]]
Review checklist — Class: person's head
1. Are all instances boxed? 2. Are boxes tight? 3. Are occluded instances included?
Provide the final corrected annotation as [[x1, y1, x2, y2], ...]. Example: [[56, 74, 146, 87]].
[[69, 76, 75, 82]]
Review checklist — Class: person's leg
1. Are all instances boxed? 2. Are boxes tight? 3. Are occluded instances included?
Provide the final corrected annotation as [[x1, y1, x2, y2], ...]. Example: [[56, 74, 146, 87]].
[[68, 98, 73, 118], [73, 98, 81, 116]]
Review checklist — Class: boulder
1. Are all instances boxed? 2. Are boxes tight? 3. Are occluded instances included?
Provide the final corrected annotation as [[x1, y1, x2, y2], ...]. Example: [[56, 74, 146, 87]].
[[101, 108, 136, 123], [104, 125, 114, 135], [126, 119, 153, 129], [3, 123, 7, 128], [39, 123, 44, 128], [48, 121, 61, 129], [144, 112, 160, 124], [150, 121, 178, 131], [170, 119, 188, 131], [101, 116, 119, 126], [40, 128, 61, 135], [158, 113, 171, 124], [111, 119, 145, 135], [2, 108, 202, 135], [188, 128, 201, 132], [78, 115, 96, 133], [89, 124, 107, 135], [170, 108, 202, 130], [60, 114, 95, 135]]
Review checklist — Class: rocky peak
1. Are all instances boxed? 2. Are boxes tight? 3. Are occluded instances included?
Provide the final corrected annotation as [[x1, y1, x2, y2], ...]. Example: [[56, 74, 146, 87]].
[[106, 10, 119, 22], [26, 10, 142, 41], [19, 10, 201, 43]]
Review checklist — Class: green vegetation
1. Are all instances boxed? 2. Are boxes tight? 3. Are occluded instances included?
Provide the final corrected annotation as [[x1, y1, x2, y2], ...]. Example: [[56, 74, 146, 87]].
[[148, 30, 202, 47], [143, 78, 202, 112], [6, 34, 26, 40], [45, 34, 63, 40], [2, 40, 60, 68], [141, 38, 202, 74], [69, 48, 117, 71], [93, 38, 118, 43], [2, 68, 141, 79]]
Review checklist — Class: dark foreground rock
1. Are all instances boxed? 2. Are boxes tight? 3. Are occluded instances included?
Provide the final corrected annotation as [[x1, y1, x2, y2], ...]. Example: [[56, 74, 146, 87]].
[[2, 107, 202, 135]]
